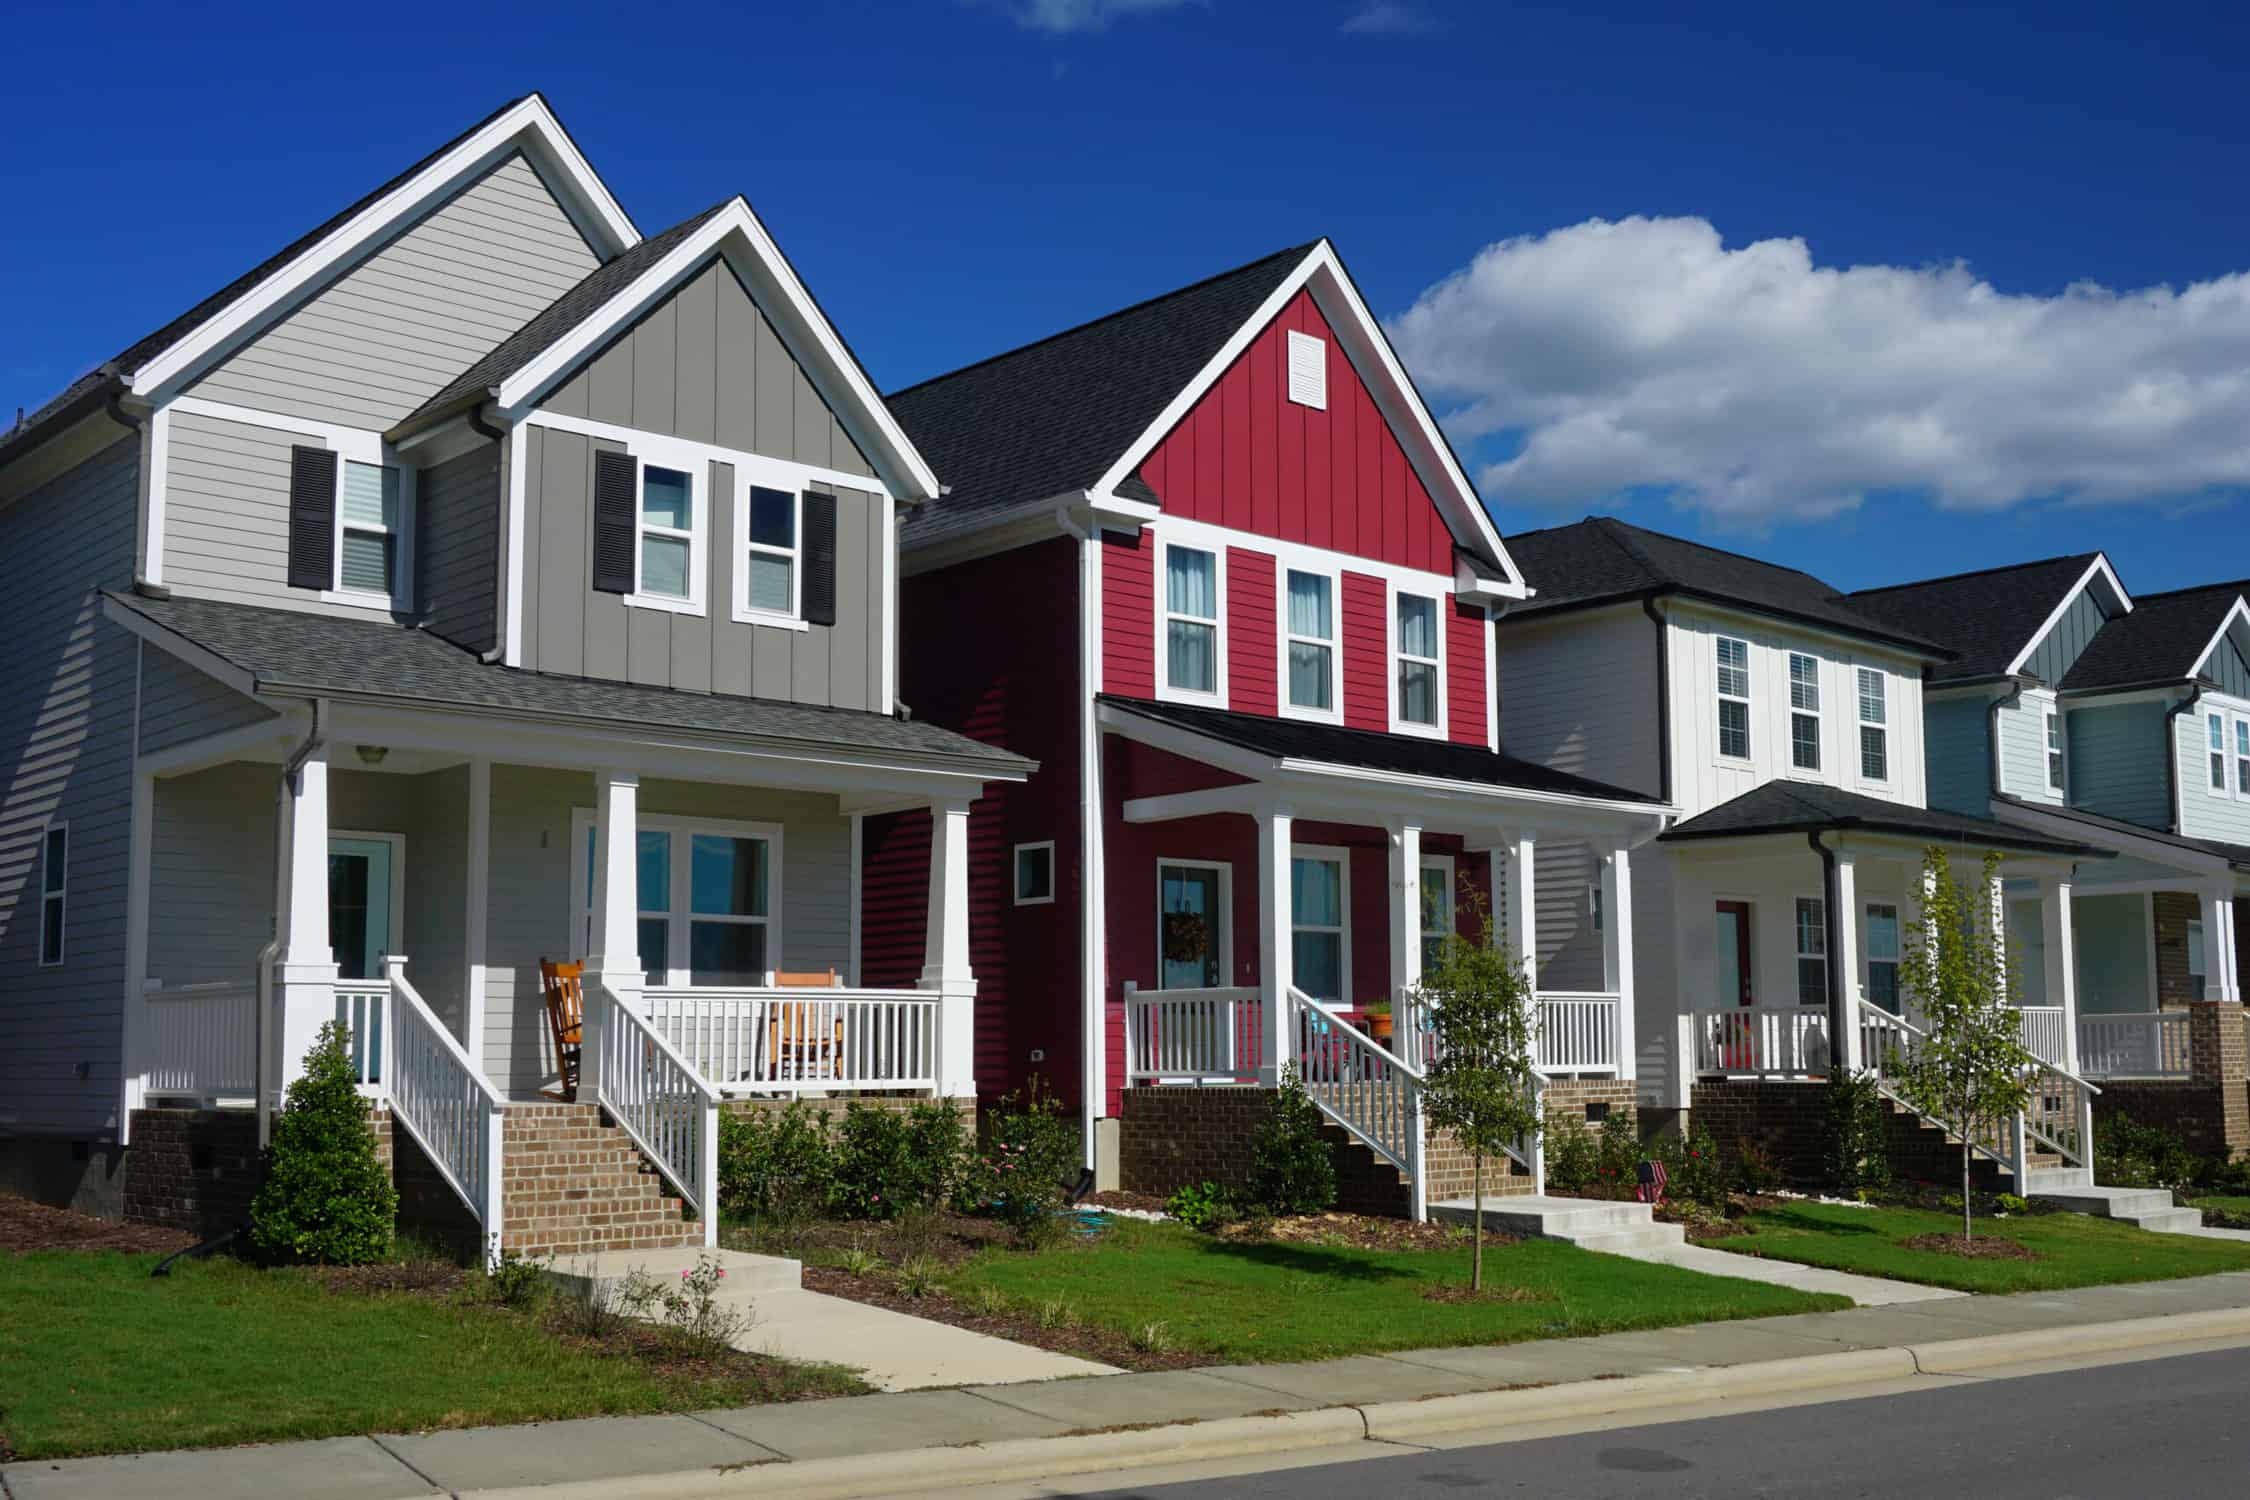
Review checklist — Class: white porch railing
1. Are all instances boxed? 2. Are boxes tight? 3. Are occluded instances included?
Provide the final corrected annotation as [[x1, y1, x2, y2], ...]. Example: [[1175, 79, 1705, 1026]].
[[1288, 987, 1433, 1217], [381, 957, 507, 1263], [1857, 998, 2098, 1180], [1535, 992, 1620, 1073], [2077, 1011, 2192, 1079], [643, 987, 940, 1096], [1691, 1007, 1835, 1077], [2016, 1006, 2067, 1067], [593, 981, 720, 1246], [334, 980, 389, 1096], [144, 981, 258, 1103], [1122, 985, 1261, 1083]]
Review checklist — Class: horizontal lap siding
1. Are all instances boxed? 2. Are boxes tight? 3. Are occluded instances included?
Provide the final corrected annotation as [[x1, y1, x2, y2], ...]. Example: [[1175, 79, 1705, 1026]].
[[1226, 549, 1277, 716], [1447, 599, 1487, 747], [2068, 702, 2168, 829], [136, 649, 273, 756], [1340, 572, 1386, 731], [1924, 693, 1993, 815], [1102, 531, 1155, 698], [147, 765, 274, 990], [0, 437, 138, 1137]]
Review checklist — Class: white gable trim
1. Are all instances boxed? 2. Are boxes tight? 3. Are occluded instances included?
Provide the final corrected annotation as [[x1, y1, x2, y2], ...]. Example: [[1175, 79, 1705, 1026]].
[[1087, 240, 1528, 597], [128, 97, 638, 402], [2003, 553, 2134, 678], [2188, 596, 2250, 686], [491, 199, 941, 503]]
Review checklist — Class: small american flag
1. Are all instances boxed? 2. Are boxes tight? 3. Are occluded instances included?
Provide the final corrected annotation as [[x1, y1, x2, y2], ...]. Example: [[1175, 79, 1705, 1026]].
[[1635, 1159, 1668, 1204]]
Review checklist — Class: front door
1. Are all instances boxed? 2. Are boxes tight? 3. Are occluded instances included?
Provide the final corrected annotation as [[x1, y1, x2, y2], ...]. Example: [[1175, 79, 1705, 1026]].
[[329, 837, 397, 981], [1158, 862, 1225, 989], [1715, 901, 1753, 1008]]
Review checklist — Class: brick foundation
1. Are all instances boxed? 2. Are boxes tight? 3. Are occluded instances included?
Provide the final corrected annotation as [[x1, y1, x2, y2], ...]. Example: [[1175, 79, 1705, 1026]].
[[2093, 1002, 2250, 1162], [499, 1103, 701, 1258], [121, 1109, 263, 1237], [1690, 1080, 2014, 1190]]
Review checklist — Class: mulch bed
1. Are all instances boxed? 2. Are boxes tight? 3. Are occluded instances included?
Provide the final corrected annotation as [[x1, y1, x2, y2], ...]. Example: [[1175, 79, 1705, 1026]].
[[0, 1195, 198, 1255], [1898, 1232, 2042, 1261], [1082, 1190, 1169, 1213], [1213, 1211, 1490, 1253]]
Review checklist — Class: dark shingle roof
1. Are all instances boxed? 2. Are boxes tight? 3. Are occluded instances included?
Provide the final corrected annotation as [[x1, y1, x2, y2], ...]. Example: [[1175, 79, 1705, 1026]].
[[1097, 695, 1662, 806], [2059, 580, 2250, 693], [1660, 781, 2099, 856], [392, 202, 731, 435], [1992, 796, 2250, 871], [886, 244, 1317, 546], [107, 592, 1030, 771], [1846, 554, 2104, 684], [1501, 518, 1948, 657]]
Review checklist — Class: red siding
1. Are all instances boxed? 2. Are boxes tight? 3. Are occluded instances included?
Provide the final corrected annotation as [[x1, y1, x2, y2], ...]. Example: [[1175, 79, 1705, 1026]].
[[1227, 548, 1277, 716], [1341, 572, 1387, 732], [1113, 737, 1255, 800], [1137, 290, 1454, 571], [1447, 598, 1488, 747], [1102, 530, 1155, 699]]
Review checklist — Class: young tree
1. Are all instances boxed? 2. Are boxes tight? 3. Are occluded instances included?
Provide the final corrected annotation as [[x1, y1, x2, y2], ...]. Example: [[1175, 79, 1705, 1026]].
[[1896, 847, 2033, 1243], [1414, 897, 1540, 1290]]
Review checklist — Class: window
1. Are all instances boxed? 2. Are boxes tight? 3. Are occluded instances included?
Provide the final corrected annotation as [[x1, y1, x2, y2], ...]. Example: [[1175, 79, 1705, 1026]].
[[1788, 652, 1821, 771], [2046, 709, 2065, 792], [638, 463, 695, 601], [1286, 330, 1327, 409], [38, 823, 66, 966], [2210, 713, 2228, 792], [1794, 897, 1827, 1006], [1291, 849, 1348, 1005], [1419, 856, 1454, 973], [1014, 842, 1055, 906], [1856, 668, 1889, 781], [1161, 541, 1222, 699], [2189, 919, 2207, 989], [337, 461, 402, 597], [1395, 591, 1441, 731], [1284, 569, 1338, 718], [2238, 719, 2250, 796], [1158, 861, 1230, 989], [744, 485, 799, 618], [1715, 636, 1750, 759], [1865, 903, 1901, 1014], [574, 814, 780, 986]]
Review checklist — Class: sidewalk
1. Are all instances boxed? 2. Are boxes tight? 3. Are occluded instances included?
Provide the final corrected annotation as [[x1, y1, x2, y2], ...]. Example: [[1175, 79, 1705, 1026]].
[[13, 1272, 2250, 1500]]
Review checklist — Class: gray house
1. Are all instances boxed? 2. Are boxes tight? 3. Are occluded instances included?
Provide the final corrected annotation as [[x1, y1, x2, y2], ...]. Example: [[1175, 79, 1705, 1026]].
[[0, 96, 1027, 1257]]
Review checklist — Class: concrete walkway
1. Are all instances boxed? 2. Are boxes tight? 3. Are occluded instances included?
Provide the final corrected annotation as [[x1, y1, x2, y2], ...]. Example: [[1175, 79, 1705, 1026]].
[[14, 1273, 2250, 1499], [1614, 1238, 1964, 1305]]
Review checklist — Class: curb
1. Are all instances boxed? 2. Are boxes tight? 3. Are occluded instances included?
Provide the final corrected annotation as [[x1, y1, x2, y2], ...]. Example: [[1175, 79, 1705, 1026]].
[[459, 1309, 2250, 1500]]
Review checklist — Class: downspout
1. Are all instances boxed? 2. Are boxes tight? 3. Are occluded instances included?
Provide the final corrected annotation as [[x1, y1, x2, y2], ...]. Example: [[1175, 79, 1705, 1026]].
[[1986, 678, 2024, 803], [1641, 596, 1672, 803], [2163, 684, 2205, 835], [1809, 831, 1847, 1073], [468, 403, 510, 664], [259, 702, 326, 1147]]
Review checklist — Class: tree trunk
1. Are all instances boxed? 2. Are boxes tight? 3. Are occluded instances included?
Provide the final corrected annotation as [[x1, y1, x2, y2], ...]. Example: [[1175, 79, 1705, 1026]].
[[1472, 1149, 1485, 1291], [1960, 1140, 1973, 1243]]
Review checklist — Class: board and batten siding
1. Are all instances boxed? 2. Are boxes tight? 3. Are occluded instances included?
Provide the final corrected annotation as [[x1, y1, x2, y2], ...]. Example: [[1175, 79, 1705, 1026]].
[[418, 441, 502, 656], [2023, 589, 2111, 686], [186, 152, 601, 430], [136, 648, 274, 757], [1922, 692, 1991, 815], [2068, 701, 2169, 830], [0, 437, 140, 1137], [2206, 637, 2250, 699]]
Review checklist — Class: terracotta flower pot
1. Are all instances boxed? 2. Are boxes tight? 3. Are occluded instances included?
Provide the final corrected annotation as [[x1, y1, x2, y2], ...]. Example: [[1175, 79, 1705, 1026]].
[[1368, 1011, 1394, 1043]]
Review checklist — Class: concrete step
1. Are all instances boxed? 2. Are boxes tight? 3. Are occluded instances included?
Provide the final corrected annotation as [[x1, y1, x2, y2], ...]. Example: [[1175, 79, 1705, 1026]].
[[1564, 1224, 1689, 1253], [2036, 1186, 2179, 1219], [543, 1245, 803, 1299], [2023, 1167, 2093, 1192], [1429, 1194, 1659, 1242], [2129, 1206, 2206, 1233]]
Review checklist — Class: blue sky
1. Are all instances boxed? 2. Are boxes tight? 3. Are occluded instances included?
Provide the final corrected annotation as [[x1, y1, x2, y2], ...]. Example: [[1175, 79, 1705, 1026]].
[[5, 0, 2246, 596]]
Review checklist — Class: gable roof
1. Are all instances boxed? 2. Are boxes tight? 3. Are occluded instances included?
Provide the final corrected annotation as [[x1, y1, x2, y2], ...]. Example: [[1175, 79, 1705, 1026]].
[[2060, 580, 2250, 693], [1846, 553, 2114, 684], [1500, 517, 1948, 657], [1660, 780, 2099, 857]]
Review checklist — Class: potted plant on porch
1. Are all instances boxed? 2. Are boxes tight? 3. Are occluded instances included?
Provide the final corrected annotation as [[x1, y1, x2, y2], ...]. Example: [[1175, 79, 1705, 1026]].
[[1362, 999, 1395, 1044]]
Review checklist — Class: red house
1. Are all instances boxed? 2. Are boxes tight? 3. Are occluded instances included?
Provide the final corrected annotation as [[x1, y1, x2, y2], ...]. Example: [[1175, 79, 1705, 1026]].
[[876, 242, 1667, 1215]]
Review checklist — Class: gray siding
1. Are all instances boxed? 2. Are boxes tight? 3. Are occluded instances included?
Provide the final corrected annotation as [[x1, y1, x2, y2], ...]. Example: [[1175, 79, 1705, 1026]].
[[418, 441, 502, 655], [188, 153, 600, 430], [147, 763, 274, 988], [2207, 636, 2250, 699], [137, 649, 274, 756], [2024, 589, 2109, 685], [2068, 701, 2170, 829], [1994, 691, 2061, 806], [543, 256, 872, 476], [0, 438, 141, 1136], [2177, 708, 2250, 844], [1924, 693, 1991, 814]]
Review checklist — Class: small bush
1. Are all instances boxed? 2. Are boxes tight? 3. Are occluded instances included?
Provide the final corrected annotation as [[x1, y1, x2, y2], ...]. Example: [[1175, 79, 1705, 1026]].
[[895, 1253, 945, 1299], [1995, 1193, 2030, 1215], [1165, 1181, 1236, 1232], [1729, 1134, 1783, 1196], [481, 1248, 551, 1310], [1130, 1320, 1173, 1354], [969, 1078, 1082, 1242], [2097, 1115, 2202, 1190], [832, 1104, 915, 1220], [1667, 1123, 1726, 1207], [835, 1244, 882, 1277], [717, 1102, 836, 1226], [1246, 1072, 1337, 1217], [249, 1021, 398, 1266], [1822, 1069, 1892, 1198], [654, 1254, 750, 1356], [1544, 1115, 1599, 1196], [556, 1263, 631, 1339], [1035, 1295, 1077, 1329]]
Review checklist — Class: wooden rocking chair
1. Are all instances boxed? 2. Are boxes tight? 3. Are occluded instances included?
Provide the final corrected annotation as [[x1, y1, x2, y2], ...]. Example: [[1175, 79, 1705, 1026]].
[[539, 959, 585, 1101], [770, 969, 844, 1080]]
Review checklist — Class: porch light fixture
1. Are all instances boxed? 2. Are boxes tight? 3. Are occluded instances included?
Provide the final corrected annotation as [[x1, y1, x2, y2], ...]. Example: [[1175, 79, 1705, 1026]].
[[355, 745, 389, 766]]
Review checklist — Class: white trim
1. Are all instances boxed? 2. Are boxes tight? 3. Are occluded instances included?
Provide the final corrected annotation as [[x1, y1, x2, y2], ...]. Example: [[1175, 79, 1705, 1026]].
[[1278, 562, 1344, 725], [848, 812, 865, 986], [37, 819, 68, 967], [881, 500, 899, 713], [1387, 582, 1447, 738], [1153, 534, 1227, 706], [101, 596, 264, 699], [1014, 840, 1058, 906], [1148, 513, 1453, 598], [1792, 893, 1827, 1007], [2188, 597, 2250, 688], [130, 97, 637, 401], [568, 809, 786, 984], [1155, 858, 1234, 987], [1714, 633, 1751, 762], [2003, 553, 2134, 678], [621, 441, 706, 616], [1482, 603, 1498, 752], [504, 422, 527, 666], [1854, 666, 1892, 787], [2045, 706, 2066, 794], [326, 456, 415, 612], [143, 405, 172, 584], [2204, 710, 2230, 799], [464, 757, 490, 1056], [493, 199, 940, 501], [1785, 650, 1823, 775], [524, 408, 890, 503], [327, 828, 407, 969], [2144, 891, 2162, 1007], [1079, 529, 1109, 1150], [1289, 842, 1352, 1007]]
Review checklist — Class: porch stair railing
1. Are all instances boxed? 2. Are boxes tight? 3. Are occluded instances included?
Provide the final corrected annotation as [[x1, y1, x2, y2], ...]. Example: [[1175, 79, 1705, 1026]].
[[380, 957, 507, 1264], [1288, 987, 1432, 1219], [591, 980, 721, 1247], [1856, 998, 2098, 1183]]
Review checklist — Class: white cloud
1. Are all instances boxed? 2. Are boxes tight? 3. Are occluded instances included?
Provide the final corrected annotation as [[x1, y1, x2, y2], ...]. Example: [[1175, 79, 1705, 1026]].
[[996, 0, 1201, 34], [1389, 216, 2250, 527], [1340, 2, 1438, 35]]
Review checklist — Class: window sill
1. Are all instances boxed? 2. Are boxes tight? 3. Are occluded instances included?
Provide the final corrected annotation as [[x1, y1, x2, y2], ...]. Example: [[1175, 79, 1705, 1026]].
[[1388, 717, 1447, 741], [622, 593, 707, 617], [1278, 702, 1345, 727], [730, 607, 811, 633], [1154, 683, 1228, 709], [319, 588, 411, 613], [1014, 893, 1056, 907]]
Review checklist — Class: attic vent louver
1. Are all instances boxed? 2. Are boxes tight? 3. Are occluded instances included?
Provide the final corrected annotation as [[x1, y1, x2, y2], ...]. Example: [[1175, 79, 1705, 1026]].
[[1286, 330, 1327, 410]]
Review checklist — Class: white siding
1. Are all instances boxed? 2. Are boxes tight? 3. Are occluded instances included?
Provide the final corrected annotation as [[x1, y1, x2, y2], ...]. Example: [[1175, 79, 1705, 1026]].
[[1493, 604, 1663, 797], [1996, 688, 2062, 806], [2179, 694, 2250, 845]]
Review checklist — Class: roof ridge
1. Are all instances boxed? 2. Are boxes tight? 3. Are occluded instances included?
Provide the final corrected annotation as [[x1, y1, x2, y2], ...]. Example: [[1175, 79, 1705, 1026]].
[[2130, 578, 2250, 603], [885, 240, 1320, 400], [1597, 515, 1845, 595], [1847, 551, 2099, 598], [1586, 515, 1665, 584]]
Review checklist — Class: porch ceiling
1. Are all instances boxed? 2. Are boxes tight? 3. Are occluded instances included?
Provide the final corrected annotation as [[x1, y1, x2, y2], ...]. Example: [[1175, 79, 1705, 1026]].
[[1661, 781, 2105, 861]]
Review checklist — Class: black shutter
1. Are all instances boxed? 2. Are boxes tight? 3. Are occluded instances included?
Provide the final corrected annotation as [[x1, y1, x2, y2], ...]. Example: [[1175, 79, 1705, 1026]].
[[591, 449, 637, 594], [802, 490, 837, 627], [286, 446, 337, 591]]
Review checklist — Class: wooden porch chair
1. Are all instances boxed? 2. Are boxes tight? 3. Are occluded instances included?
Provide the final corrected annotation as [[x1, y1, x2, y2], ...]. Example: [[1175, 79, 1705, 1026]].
[[539, 959, 585, 1101], [770, 969, 844, 1079]]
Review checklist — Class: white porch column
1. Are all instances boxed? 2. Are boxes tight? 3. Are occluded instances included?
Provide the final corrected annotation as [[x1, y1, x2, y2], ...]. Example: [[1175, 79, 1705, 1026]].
[[274, 745, 338, 1095], [462, 757, 491, 1055], [1506, 832, 1538, 992], [2201, 882, 2241, 1004], [120, 769, 155, 1138], [586, 769, 643, 1098], [1830, 848, 1864, 1073], [1388, 820, 1423, 1005], [2041, 873, 2080, 1072], [919, 796, 977, 1097], [1256, 804, 1295, 1084], [1600, 843, 1636, 1082]]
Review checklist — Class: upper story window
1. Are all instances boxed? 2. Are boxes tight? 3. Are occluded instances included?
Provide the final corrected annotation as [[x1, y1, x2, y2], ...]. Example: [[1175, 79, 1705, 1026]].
[[744, 486, 798, 617], [288, 444, 412, 608], [338, 462, 402, 596], [2046, 709, 2066, 792], [591, 445, 704, 614], [1856, 668, 1889, 782], [2237, 720, 2250, 796], [1286, 330, 1327, 409], [1715, 636, 1750, 759], [1283, 567, 1340, 720], [2208, 713, 2228, 793], [1787, 652, 1821, 771], [1394, 591, 1442, 732], [1160, 540, 1223, 701], [638, 464, 695, 600], [1794, 896, 1826, 1005], [39, 823, 66, 967]]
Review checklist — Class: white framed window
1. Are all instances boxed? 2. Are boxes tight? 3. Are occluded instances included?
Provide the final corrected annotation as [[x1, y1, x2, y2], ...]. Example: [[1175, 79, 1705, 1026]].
[[2237, 718, 2250, 797], [1286, 329, 1327, 409], [336, 461, 404, 599], [571, 811, 782, 986], [2046, 709, 2065, 793], [1788, 652, 1821, 772], [1715, 636, 1751, 759], [1158, 859, 1233, 990], [1865, 903, 1901, 1014], [1281, 566, 1342, 722], [1392, 589, 1444, 735], [38, 822, 66, 967], [1014, 841, 1056, 906], [2189, 918, 2207, 988], [740, 484, 800, 623], [1291, 845, 1351, 1005], [1794, 896, 1827, 1006], [2208, 712, 2228, 794], [1856, 668, 1889, 782], [1419, 853, 1454, 973], [633, 459, 700, 609], [1158, 538, 1225, 703]]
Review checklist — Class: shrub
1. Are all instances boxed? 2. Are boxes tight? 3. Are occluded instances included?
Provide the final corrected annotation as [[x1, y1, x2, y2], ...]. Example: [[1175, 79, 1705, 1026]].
[[654, 1254, 750, 1357], [1246, 1072, 1337, 1217], [482, 1248, 550, 1310], [1995, 1193, 2030, 1215], [832, 1104, 916, 1220], [717, 1102, 835, 1225], [1165, 1181, 1235, 1232], [1543, 1115, 1600, 1197], [2097, 1115, 2201, 1190], [1729, 1134, 1783, 1196], [1822, 1069, 1892, 1198], [1667, 1123, 1726, 1207], [895, 1253, 945, 1299], [1595, 1111, 1644, 1195], [969, 1077, 1082, 1241], [249, 1021, 398, 1266]]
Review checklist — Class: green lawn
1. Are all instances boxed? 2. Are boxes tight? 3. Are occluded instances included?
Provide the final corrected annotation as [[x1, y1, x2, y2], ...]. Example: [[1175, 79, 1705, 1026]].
[[2187, 1195, 2250, 1228], [946, 1219, 1847, 1364], [1715, 1202, 2250, 1293], [0, 1252, 862, 1461]]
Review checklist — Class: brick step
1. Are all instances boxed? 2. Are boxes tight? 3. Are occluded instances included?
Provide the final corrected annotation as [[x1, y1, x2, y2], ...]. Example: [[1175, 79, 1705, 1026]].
[[493, 1103, 697, 1254]]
